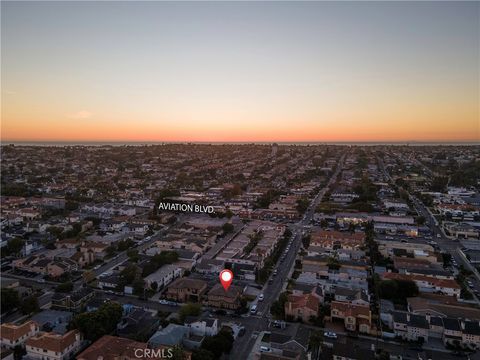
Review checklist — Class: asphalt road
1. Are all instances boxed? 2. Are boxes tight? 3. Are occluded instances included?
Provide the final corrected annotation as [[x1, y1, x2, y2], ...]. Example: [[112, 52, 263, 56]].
[[229, 153, 346, 360]]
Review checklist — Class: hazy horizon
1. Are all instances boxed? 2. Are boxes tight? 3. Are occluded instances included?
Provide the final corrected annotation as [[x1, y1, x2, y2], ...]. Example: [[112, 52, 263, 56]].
[[3, 140, 480, 147], [2, 1, 479, 143]]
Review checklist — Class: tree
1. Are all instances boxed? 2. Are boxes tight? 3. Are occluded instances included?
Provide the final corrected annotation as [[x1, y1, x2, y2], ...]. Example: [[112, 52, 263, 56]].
[[431, 177, 448, 192], [378, 279, 418, 303], [309, 330, 323, 351], [179, 303, 202, 321], [69, 302, 123, 341], [170, 345, 188, 360], [142, 251, 179, 277], [126, 249, 139, 262], [201, 330, 234, 359], [256, 189, 283, 208], [296, 198, 310, 214], [270, 292, 289, 319], [442, 253, 452, 266], [378, 280, 398, 300], [192, 349, 215, 360], [13, 345, 26, 360], [222, 223, 234, 234], [415, 216, 426, 226], [1, 288, 20, 313], [327, 256, 341, 270], [56, 281, 74, 293], [120, 263, 139, 285], [396, 279, 419, 299], [3, 237, 25, 257], [117, 239, 135, 252], [225, 209, 233, 219], [348, 223, 356, 233], [284, 228, 292, 238], [65, 201, 79, 211], [20, 296, 39, 315], [132, 279, 146, 296], [256, 268, 270, 285], [302, 235, 311, 249], [84, 216, 101, 227]]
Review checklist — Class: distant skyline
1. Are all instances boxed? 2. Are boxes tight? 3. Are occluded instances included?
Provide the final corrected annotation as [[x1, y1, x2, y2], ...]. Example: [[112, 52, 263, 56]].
[[1, 1, 479, 143]]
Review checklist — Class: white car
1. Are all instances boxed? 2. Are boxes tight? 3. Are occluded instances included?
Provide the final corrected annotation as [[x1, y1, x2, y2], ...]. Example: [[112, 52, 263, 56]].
[[324, 331, 337, 339], [258, 294, 264, 301]]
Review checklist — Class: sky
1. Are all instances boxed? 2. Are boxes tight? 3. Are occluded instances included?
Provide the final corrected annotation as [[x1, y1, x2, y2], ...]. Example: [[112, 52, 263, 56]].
[[1, 1, 479, 143]]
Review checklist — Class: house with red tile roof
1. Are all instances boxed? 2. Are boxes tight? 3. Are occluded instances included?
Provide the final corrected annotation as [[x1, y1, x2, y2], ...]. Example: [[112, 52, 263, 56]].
[[76, 335, 191, 360], [204, 284, 243, 310], [285, 293, 320, 322], [76, 335, 148, 360], [382, 272, 461, 298], [25, 330, 82, 360], [310, 230, 365, 250], [330, 301, 372, 334], [0, 321, 39, 349]]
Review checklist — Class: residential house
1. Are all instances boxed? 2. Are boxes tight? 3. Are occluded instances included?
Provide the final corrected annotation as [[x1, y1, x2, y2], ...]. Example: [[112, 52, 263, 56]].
[[406, 314, 429, 342], [195, 259, 223, 275], [333, 287, 369, 306], [204, 284, 243, 310], [284, 293, 320, 323], [330, 301, 372, 334], [51, 289, 94, 313], [25, 330, 82, 360], [392, 311, 408, 339], [164, 278, 207, 303], [148, 324, 188, 348], [117, 308, 160, 341], [80, 241, 110, 260], [31, 310, 73, 334], [429, 316, 444, 339], [76, 335, 149, 360], [462, 321, 480, 349], [183, 317, 218, 337], [144, 265, 182, 291], [255, 325, 311, 360], [443, 318, 463, 346], [0, 321, 39, 349], [382, 272, 461, 298]]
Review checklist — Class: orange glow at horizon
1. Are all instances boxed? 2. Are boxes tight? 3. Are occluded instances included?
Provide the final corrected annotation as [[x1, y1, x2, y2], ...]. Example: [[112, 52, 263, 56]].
[[2, 112, 479, 143], [2, 94, 479, 143]]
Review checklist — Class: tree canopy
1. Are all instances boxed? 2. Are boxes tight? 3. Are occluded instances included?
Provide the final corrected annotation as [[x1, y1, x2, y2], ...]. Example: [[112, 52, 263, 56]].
[[69, 302, 123, 341]]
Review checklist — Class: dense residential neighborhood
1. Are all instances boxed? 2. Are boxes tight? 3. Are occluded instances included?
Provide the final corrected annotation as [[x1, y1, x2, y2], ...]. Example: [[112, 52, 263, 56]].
[[1, 144, 480, 360]]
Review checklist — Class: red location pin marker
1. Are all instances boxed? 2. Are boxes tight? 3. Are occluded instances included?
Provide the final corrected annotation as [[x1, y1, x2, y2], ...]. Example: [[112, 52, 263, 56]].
[[219, 269, 233, 291]]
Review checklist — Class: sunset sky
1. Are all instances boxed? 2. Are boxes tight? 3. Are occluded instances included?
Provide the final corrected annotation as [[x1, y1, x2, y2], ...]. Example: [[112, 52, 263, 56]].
[[1, 1, 479, 143]]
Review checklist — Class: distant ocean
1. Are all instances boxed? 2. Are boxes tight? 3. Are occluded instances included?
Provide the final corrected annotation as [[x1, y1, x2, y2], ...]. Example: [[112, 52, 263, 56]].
[[2, 141, 479, 147]]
